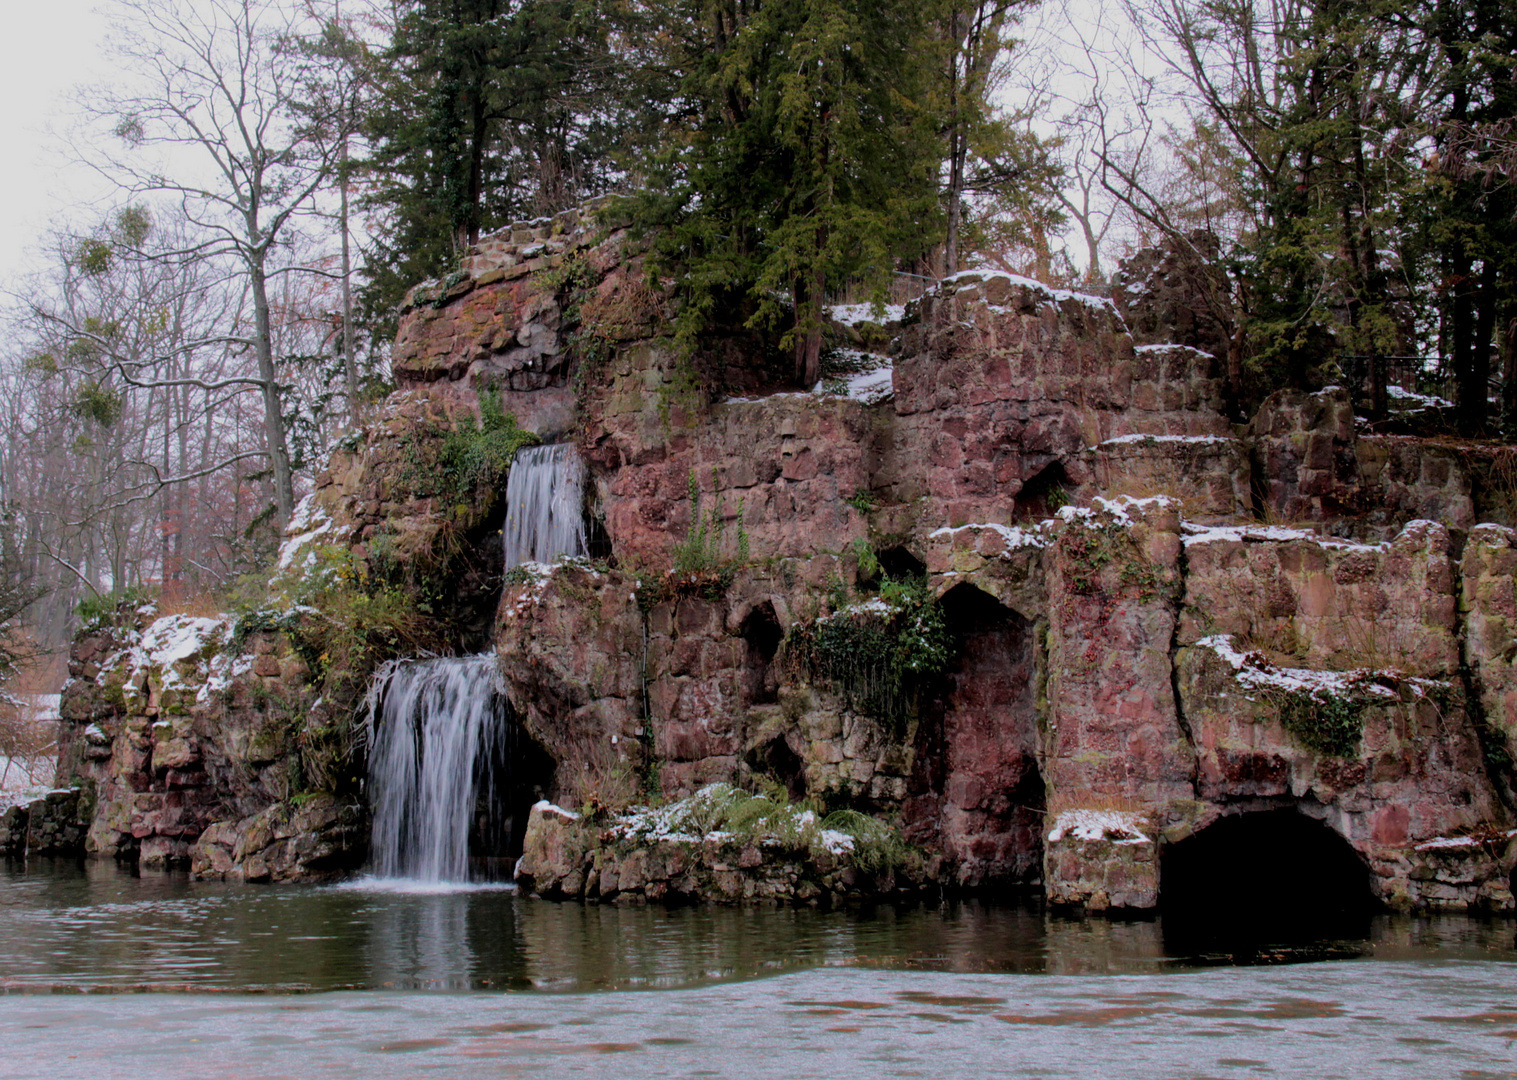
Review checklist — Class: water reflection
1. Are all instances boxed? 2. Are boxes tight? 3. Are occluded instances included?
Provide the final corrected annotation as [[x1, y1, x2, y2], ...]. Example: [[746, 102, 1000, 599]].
[[0, 858, 1512, 993]]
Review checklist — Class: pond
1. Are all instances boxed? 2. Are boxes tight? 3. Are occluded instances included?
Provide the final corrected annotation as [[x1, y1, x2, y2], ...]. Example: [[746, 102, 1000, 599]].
[[1, 859, 1514, 1079]]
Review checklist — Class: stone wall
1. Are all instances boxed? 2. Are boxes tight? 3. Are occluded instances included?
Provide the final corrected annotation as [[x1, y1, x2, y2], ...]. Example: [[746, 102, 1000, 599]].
[[52, 205, 1517, 913], [54, 612, 365, 880]]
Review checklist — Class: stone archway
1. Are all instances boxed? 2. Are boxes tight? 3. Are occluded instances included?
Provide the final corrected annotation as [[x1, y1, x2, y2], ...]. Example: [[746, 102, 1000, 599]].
[[904, 582, 1043, 888], [1159, 810, 1375, 952]]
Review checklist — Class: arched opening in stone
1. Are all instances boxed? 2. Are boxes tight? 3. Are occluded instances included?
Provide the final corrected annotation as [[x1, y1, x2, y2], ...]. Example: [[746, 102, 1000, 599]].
[[1159, 810, 1376, 953], [740, 602, 784, 706], [470, 711, 557, 881], [1015, 461, 1071, 522], [875, 545, 926, 582], [746, 735, 808, 801], [905, 582, 1042, 889]]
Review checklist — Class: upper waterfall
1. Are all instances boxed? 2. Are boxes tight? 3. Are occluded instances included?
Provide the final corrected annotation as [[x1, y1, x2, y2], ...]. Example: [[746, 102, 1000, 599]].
[[502, 442, 587, 568]]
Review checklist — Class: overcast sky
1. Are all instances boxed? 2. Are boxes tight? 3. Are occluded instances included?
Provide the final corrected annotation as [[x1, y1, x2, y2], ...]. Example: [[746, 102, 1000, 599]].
[[0, 0, 113, 290], [0, 0, 1154, 293]]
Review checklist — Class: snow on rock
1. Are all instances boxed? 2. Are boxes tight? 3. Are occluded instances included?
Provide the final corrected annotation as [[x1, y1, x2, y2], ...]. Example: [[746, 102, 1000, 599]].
[[1197, 634, 1413, 702], [531, 799, 581, 822], [1057, 494, 1179, 528], [1132, 342, 1216, 360], [1415, 830, 1517, 852], [941, 269, 1120, 317], [929, 522, 1051, 549], [1095, 433, 1232, 448], [276, 494, 337, 572], [1180, 517, 1440, 552], [1047, 809, 1151, 845]]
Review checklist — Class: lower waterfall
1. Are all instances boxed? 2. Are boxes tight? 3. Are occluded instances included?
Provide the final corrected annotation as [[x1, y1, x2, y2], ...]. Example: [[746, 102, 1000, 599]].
[[502, 442, 587, 567], [365, 655, 515, 884]]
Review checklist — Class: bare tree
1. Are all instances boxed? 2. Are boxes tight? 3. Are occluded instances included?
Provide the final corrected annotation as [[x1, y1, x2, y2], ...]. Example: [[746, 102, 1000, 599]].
[[85, 0, 353, 525]]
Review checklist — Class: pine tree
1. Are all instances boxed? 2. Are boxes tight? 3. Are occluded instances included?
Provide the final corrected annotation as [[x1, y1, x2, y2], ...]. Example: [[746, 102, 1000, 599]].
[[360, 0, 624, 333], [634, 0, 945, 387]]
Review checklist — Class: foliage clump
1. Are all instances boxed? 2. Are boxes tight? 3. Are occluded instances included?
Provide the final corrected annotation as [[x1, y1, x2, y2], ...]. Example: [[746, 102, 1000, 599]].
[[786, 575, 953, 729], [1272, 685, 1368, 758], [400, 387, 538, 506]]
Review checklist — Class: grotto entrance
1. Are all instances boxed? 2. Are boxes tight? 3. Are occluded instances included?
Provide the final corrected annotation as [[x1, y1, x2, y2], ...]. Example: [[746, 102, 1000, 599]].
[[1159, 811, 1376, 957], [367, 656, 556, 884], [905, 583, 1043, 889]]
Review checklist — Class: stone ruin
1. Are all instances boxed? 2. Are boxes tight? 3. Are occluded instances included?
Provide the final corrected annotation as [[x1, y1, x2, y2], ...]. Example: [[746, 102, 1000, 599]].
[[44, 201, 1517, 914]]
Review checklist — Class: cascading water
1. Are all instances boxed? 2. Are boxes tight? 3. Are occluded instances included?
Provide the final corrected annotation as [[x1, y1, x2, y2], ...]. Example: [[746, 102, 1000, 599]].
[[366, 655, 514, 883], [502, 442, 587, 567], [363, 443, 584, 886]]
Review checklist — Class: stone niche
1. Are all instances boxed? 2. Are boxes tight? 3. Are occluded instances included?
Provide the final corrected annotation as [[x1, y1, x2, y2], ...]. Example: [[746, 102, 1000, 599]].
[[902, 582, 1044, 888]]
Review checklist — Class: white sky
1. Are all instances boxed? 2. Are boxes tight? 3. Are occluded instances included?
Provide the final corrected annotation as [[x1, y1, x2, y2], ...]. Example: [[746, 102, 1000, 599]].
[[0, 0, 113, 290]]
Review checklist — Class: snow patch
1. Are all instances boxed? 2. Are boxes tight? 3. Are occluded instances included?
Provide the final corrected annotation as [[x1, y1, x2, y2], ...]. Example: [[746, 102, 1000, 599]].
[[277, 495, 336, 571], [1047, 809, 1150, 845], [827, 302, 905, 327], [1095, 433, 1232, 448], [1197, 634, 1417, 701], [929, 522, 1050, 549], [1057, 494, 1178, 528], [942, 269, 1119, 316], [1387, 385, 1454, 410]]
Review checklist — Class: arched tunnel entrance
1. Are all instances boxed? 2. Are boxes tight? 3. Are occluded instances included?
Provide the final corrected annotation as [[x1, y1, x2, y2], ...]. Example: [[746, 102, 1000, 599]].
[[1159, 811, 1376, 954]]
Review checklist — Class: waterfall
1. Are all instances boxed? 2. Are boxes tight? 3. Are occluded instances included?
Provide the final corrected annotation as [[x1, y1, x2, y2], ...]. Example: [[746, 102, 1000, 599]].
[[366, 655, 513, 883], [502, 442, 587, 568]]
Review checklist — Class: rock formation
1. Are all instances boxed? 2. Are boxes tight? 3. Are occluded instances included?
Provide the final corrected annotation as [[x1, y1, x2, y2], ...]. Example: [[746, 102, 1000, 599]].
[[50, 201, 1517, 913]]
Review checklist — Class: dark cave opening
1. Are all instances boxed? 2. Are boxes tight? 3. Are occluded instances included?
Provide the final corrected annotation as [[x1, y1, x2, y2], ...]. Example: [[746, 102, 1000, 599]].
[[469, 707, 557, 881], [747, 735, 808, 801], [905, 582, 1043, 889], [1160, 811, 1377, 954], [1014, 461, 1071, 522], [875, 545, 926, 583], [740, 602, 784, 706]]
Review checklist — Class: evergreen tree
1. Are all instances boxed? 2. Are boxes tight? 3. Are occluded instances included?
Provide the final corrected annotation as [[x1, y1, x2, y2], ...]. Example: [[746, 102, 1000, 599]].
[[361, 0, 625, 334], [633, 0, 946, 387]]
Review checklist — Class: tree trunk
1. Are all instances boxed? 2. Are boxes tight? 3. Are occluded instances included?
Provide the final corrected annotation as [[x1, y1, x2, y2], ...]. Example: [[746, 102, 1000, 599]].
[[249, 257, 296, 524], [340, 134, 358, 426]]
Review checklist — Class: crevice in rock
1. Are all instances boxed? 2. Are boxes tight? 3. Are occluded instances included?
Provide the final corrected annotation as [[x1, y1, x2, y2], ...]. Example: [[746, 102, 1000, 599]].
[[739, 602, 783, 706], [875, 545, 926, 582], [469, 705, 557, 879], [746, 735, 807, 801], [1450, 551, 1517, 811]]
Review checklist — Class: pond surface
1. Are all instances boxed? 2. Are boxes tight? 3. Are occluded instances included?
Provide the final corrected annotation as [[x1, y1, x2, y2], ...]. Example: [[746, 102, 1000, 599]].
[[1, 858, 1513, 993]]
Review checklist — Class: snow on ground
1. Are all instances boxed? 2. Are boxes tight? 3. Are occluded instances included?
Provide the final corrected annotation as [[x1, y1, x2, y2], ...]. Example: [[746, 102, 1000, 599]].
[[827, 302, 906, 326], [1387, 385, 1454, 410], [1047, 809, 1150, 845], [814, 364, 895, 404]]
